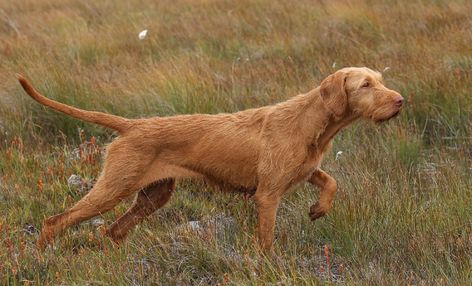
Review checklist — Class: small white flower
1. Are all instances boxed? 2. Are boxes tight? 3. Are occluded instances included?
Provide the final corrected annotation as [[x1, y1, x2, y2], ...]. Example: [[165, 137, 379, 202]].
[[383, 66, 391, 73], [332, 62, 336, 68], [335, 151, 343, 161], [138, 29, 148, 40]]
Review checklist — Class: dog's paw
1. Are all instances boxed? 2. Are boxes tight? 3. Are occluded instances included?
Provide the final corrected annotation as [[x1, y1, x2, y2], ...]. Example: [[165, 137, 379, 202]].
[[104, 227, 127, 247], [309, 202, 327, 221]]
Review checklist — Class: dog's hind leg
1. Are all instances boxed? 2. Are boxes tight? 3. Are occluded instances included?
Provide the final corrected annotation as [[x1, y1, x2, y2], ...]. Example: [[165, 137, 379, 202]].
[[106, 178, 175, 243], [37, 140, 154, 250], [37, 177, 129, 249]]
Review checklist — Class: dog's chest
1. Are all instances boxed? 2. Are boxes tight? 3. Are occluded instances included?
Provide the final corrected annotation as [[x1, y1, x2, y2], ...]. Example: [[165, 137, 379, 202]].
[[296, 143, 329, 180]]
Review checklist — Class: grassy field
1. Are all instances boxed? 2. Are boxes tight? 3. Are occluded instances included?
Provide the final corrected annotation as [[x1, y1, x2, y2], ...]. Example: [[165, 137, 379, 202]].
[[1, 0, 471, 284]]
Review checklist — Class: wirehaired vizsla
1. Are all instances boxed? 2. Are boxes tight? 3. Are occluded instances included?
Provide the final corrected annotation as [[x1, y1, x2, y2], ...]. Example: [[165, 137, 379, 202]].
[[17, 67, 403, 250]]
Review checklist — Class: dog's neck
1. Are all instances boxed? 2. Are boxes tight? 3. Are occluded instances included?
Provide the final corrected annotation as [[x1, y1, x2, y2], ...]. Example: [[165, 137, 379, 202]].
[[316, 113, 358, 149], [305, 88, 359, 150], [270, 87, 359, 150]]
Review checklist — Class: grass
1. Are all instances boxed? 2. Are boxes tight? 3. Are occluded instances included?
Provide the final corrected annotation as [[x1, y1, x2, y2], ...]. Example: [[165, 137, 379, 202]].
[[1, 0, 471, 284]]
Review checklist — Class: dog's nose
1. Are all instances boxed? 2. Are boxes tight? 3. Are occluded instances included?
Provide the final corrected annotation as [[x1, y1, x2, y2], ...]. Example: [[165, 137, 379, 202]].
[[394, 96, 404, 107]]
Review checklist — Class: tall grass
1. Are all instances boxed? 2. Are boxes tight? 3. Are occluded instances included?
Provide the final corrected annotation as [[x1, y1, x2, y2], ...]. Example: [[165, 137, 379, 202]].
[[0, 0, 471, 284]]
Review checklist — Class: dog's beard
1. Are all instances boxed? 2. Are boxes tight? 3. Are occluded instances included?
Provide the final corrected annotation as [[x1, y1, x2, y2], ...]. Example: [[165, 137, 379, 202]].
[[373, 108, 400, 124]]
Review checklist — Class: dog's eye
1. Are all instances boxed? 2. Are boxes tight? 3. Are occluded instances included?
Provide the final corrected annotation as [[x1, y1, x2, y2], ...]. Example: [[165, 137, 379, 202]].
[[362, 81, 370, 88]]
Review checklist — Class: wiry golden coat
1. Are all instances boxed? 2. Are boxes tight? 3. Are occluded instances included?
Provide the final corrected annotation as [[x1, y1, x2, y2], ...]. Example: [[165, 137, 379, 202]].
[[17, 67, 403, 250]]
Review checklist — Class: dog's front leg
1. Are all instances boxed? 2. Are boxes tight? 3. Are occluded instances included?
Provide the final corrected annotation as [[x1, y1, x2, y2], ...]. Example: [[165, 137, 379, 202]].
[[254, 190, 281, 251], [308, 169, 337, 220]]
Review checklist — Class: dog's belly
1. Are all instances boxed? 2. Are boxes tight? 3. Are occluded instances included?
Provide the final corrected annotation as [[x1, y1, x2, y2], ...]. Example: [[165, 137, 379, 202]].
[[137, 153, 259, 191], [156, 137, 260, 189], [176, 158, 259, 190], [137, 161, 204, 188], [136, 158, 258, 195]]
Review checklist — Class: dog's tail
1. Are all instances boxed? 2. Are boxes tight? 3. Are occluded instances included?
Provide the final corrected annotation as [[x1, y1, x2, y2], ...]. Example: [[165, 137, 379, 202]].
[[17, 74, 131, 133]]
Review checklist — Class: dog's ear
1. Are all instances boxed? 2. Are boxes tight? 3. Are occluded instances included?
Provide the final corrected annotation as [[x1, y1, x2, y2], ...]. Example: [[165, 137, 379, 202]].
[[320, 71, 348, 117]]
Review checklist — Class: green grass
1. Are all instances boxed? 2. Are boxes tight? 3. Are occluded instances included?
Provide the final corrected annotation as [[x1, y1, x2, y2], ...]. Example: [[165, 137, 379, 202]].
[[1, 0, 471, 284]]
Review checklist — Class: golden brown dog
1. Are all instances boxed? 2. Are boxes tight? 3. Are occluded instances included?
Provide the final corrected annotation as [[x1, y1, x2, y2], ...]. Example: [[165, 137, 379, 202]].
[[17, 67, 403, 250]]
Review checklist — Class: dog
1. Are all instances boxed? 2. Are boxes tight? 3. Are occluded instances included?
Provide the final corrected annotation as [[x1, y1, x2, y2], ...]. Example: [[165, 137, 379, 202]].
[[17, 67, 403, 250]]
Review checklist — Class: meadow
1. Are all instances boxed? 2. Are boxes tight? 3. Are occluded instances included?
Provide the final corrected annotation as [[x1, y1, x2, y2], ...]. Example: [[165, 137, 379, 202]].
[[0, 0, 471, 284]]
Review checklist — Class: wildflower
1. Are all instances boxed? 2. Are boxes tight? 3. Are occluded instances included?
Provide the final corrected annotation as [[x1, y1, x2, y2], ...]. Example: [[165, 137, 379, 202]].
[[453, 68, 461, 79], [138, 29, 148, 40], [5, 238, 14, 258], [98, 225, 107, 237], [88, 231, 94, 242], [19, 236, 25, 258], [324, 244, 331, 277], [36, 178, 43, 192], [47, 165, 53, 177], [5, 148, 12, 160], [79, 129, 85, 143], [223, 273, 229, 284]]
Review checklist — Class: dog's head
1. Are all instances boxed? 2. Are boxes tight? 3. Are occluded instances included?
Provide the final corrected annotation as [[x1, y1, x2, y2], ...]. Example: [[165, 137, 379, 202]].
[[320, 67, 403, 123]]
